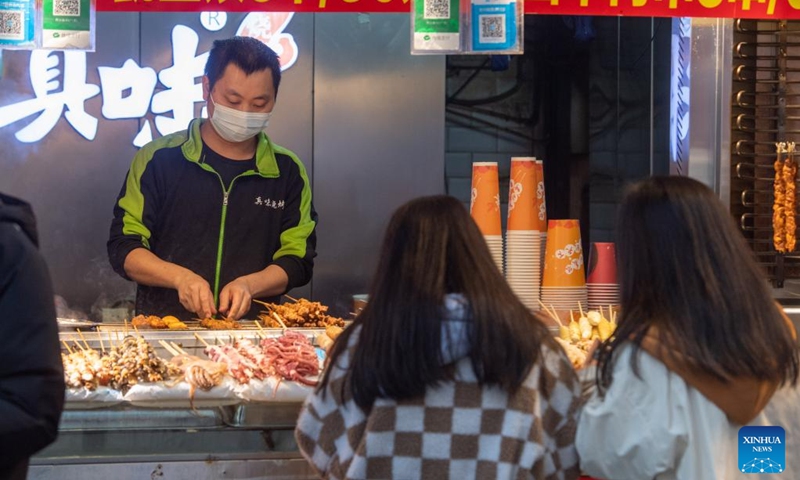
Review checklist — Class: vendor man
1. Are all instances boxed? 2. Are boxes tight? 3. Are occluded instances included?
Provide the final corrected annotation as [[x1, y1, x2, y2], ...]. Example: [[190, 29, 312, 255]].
[[108, 37, 317, 321]]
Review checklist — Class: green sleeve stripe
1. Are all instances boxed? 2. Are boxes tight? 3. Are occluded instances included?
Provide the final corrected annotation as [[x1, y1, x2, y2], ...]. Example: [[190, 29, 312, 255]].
[[118, 131, 188, 248], [273, 149, 315, 261]]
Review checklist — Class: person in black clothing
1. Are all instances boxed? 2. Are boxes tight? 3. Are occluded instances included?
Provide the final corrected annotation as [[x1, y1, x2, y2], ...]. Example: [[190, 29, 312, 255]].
[[0, 193, 65, 479], [108, 37, 317, 321]]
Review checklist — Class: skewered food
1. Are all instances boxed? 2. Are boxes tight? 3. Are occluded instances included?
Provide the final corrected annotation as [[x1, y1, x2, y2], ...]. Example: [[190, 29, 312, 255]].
[[162, 315, 188, 330], [204, 343, 259, 384], [547, 307, 617, 368], [555, 338, 587, 369], [130, 314, 170, 329], [199, 318, 241, 330], [62, 349, 110, 390], [257, 298, 345, 328], [63, 336, 179, 393], [261, 331, 320, 386], [316, 326, 345, 352], [168, 354, 227, 406], [102, 336, 180, 392], [773, 142, 797, 253]]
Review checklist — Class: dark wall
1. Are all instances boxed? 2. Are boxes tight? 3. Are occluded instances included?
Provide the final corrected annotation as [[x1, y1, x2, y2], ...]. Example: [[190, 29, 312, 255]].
[[588, 17, 671, 242]]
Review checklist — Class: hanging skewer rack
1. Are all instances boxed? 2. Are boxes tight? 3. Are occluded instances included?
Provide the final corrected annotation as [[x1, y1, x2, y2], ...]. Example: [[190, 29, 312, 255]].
[[732, 19, 800, 288]]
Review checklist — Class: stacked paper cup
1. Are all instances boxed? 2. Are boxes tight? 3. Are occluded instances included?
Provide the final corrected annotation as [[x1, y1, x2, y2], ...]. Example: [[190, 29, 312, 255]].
[[540, 219, 588, 313], [506, 157, 542, 311], [533, 160, 548, 277], [587, 242, 620, 309], [470, 162, 503, 272]]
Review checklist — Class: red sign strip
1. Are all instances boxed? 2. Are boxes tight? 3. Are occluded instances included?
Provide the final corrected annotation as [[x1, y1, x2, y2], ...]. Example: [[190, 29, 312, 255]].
[[96, 0, 800, 18]]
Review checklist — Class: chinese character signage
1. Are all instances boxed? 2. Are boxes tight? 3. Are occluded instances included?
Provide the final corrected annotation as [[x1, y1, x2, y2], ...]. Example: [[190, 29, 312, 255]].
[[94, 0, 800, 18], [0, 13, 300, 147]]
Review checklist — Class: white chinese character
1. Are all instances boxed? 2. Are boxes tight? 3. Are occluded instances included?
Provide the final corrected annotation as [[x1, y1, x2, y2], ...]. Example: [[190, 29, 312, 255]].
[[255, 196, 263, 205], [271, 200, 278, 209], [98, 59, 157, 120], [98, 59, 158, 148], [151, 25, 209, 137], [0, 51, 100, 142], [278, 200, 284, 209]]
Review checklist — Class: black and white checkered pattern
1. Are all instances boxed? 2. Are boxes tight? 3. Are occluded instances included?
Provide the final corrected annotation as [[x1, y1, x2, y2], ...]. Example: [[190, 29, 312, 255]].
[[296, 328, 582, 479]]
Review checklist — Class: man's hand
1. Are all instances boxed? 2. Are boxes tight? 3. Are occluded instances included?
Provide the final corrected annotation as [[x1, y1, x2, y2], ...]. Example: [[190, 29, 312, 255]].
[[175, 271, 216, 319], [219, 277, 253, 320]]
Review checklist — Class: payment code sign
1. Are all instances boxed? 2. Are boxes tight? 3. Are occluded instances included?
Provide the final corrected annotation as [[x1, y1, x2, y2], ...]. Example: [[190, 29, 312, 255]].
[[739, 426, 786, 474]]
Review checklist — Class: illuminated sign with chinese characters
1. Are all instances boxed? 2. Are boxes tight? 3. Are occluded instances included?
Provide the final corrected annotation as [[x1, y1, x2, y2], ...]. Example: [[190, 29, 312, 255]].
[[0, 13, 298, 147]]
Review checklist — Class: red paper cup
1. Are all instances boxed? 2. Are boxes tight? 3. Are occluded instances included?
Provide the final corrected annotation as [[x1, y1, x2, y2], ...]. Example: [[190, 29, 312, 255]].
[[587, 242, 617, 284]]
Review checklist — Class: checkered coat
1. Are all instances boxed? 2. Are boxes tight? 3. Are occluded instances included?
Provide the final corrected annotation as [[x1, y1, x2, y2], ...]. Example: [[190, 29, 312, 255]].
[[295, 326, 582, 479]]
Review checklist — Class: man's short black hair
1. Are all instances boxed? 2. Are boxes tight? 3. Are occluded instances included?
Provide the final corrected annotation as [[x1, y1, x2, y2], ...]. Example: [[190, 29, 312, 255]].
[[205, 36, 281, 97]]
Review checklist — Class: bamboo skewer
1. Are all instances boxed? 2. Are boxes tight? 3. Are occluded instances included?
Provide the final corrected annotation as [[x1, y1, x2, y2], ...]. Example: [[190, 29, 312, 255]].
[[271, 312, 288, 331], [538, 300, 563, 326], [159, 340, 180, 356], [76, 329, 91, 350], [546, 304, 561, 324], [124, 318, 129, 336], [252, 299, 272, 309], [62, 340, 74, 354], [98, 331, 105, 354], [284, 294, 299, 303], [578, 302, 585, 318], [74, 340, 86, 352], [194, 333, 211, 348], [170, 342, 188, 356], [253, 320, 268, 339]]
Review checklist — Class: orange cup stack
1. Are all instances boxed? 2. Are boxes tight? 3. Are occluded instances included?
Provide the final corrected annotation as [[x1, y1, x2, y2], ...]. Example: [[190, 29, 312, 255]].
[[540, 219, 588, 312], [470, 162, 503, 272], [506, 157, 542, 311], [533, 160, 548, 278]]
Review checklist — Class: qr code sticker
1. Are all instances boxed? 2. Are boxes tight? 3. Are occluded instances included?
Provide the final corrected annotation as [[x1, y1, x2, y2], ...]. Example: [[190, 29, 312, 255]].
[[424, 0, 450, 20], [479, 15, 506, 44], [0, 10, 24, 40], [54, 0, 81, 17]]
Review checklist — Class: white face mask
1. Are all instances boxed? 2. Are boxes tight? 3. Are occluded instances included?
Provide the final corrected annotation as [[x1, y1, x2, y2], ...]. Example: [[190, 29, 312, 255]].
[[209, 95, 272, 143]]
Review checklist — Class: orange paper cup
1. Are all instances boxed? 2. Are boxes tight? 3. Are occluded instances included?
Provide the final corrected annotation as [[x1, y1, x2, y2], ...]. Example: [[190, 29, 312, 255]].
[[470, 162, 502, 236], [507, 157, 538, 231], [533, 160, 547, 232], [542, 219, 586, 287]]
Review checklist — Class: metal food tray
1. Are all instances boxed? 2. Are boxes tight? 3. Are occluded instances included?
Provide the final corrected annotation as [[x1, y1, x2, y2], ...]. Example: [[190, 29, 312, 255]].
[[57, 318, 99, 331], [58, 405, 225, 431], [60, 328, 327, 357], [221, 403, 303, 429]]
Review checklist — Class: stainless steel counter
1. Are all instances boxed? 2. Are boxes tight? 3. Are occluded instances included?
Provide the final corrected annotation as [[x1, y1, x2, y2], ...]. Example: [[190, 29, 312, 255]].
[[30, 403, 314, 479]]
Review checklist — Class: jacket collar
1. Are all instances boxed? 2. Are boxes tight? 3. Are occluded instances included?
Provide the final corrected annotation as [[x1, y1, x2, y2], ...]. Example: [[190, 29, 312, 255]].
[[181, 119, 280, 177]]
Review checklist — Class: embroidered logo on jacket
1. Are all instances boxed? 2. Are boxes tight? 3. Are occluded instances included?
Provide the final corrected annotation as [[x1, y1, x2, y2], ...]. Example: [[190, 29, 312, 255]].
[[255, 196, 284, 210]]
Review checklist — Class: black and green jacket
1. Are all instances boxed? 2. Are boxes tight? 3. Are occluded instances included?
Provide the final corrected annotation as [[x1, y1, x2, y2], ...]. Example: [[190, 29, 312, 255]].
[[108, 119, 317, 320]]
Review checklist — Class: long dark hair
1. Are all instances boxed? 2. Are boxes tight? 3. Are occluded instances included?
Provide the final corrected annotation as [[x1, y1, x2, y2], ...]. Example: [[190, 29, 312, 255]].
[[597, 176, 799, 393], [319, 195, 556, 410]]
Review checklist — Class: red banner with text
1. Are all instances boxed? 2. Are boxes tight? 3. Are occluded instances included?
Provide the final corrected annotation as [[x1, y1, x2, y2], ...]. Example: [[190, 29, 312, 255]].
[[97, 0, 800, 18]]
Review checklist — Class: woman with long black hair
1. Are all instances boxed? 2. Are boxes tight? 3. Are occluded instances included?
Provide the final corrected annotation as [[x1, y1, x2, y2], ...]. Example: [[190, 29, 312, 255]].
[[296, 195, 582, 479], [576, 176, 800, 479]]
